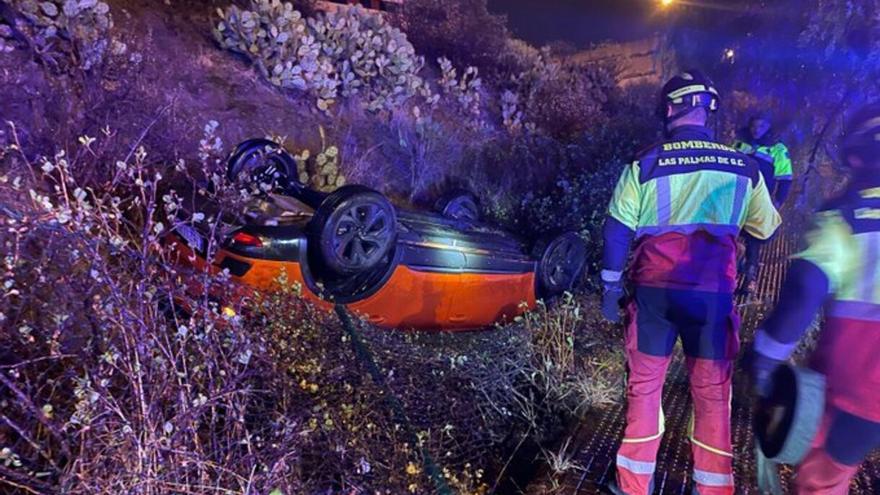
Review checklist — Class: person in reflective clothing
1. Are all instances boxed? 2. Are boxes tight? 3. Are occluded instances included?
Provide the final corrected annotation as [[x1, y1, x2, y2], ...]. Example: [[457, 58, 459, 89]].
[[748, 103, 880, 494], [733, 113, 794, 206], [733, 113, 795, 294], [601, 70, 781, 495]]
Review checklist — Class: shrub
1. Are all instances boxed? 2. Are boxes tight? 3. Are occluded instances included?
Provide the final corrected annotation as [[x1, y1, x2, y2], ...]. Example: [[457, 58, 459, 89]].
[[437, 56, 483, 127], [0, 127, 399, 493], [516, 164, 623, 281], [578, 82, 659, 168], [501, 89, 526, 134], [214, 0, 428, 112], [0, 136, 307, 493], [9, 0, 113, 70], [0, 22, 16, 53], [394, 0, 509, 79], [514, 52, 616, 139], [496, 37, 543, 79], [214, 1, 338, 109], [475, 83, 657, 278], [516, 294, 624, 419], [458, 133, 591, 227], [332, 101, 486, 204], [310, 6, 427, 112], [388, 104, 450, 200], [1, 128, 438, 492]]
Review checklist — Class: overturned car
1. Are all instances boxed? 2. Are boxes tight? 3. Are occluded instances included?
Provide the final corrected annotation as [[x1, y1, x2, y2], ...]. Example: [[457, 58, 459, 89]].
[[168, 139, 588, 331]]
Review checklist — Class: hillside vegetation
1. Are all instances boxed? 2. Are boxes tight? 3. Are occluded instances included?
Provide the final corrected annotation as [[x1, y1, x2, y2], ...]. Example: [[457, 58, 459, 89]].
[[0, 0, 655, 493]]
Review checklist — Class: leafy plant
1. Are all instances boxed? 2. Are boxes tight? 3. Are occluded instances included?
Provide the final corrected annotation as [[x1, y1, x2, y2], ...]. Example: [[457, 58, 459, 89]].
[[215, 0, 427, 112], [0, 22, 16, 53], [394, 0, 510, 79], [10, 0, 113, 69], [311, 6, 427, 112], [511, 50, 615, 139], [501, 89, 526, 134], [437, 56, 483, 126], [293, 126, 347, 191], [214, 0, 338, 109]]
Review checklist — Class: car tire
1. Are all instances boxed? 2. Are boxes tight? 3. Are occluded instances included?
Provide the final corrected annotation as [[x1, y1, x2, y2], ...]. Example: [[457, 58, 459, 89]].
[[436, 190, 481, 222], [310, 185, 398, 276], [535, 232, 588, 297], [226, 138, 299, 192]]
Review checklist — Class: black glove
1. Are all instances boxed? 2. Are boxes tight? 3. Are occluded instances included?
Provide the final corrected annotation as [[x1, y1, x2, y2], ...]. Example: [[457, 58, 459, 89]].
[[601, 282, 625, 324], [744, 344, 784, 398]]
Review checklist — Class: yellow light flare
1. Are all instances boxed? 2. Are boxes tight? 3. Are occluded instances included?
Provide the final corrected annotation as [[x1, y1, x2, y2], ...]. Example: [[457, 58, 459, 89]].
[[660, 0, 675, 6]]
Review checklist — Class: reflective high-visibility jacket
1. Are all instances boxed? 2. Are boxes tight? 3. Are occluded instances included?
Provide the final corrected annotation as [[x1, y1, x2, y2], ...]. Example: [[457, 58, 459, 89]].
[[603, 125, 781, 293], [757, 178, 880, 421], [733, 139, 793, 204]]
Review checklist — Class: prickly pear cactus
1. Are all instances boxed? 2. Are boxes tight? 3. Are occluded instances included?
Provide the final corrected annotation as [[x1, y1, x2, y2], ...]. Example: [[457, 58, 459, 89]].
[[437, 56, 482, 125], [312, 7, 426, 112], [10, 0, 113, 69], [214, 0, 426, 113], [293, 127, 346, 192], [214, 0, 339, 110]]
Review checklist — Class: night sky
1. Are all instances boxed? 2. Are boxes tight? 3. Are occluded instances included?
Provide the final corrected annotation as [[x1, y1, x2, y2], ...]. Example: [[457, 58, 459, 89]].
[[487, 0, 662, 48]]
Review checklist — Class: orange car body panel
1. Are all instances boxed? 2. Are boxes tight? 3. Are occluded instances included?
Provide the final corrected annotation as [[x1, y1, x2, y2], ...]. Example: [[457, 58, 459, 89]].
[[219, 253, 333, 310], [348, 266, 536, 329], [166, 235, 536, 330], [165, 238, 331, 309]]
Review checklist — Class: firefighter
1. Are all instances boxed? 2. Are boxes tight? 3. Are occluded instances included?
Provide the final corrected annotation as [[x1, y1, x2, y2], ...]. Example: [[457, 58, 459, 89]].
[[733, 113, 794, 295], [747, 103, 880, 494], [601, 70, 781, 495]]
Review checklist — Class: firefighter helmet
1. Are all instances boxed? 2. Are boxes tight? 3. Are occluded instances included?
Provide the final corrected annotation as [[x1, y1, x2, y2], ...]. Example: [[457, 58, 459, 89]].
[[660, 70, 720, 122]]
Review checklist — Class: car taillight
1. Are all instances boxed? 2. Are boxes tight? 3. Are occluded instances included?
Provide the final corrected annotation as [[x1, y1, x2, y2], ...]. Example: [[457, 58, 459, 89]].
[[231, 231, 263, 248]]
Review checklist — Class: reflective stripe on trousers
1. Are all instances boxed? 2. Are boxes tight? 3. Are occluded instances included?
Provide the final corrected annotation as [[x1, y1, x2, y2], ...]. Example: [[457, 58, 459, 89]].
[[616, 454, 656, 475], [686, 357, 735, 495], [615, 293, 737, 495], [693, 469, 734, 488]]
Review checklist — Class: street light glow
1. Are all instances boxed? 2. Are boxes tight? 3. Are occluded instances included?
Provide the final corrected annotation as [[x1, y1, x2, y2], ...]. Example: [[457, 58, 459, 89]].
[[723, 48, 736, 63], [660, 0, 675, 7]]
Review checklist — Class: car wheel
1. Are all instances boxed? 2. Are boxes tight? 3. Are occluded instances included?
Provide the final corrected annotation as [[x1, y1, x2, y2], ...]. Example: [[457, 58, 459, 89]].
[[536, 232, 588, 297], [436, 190, 481, 222], [311, 185, 398, 276], [226, 138, 299, 193]]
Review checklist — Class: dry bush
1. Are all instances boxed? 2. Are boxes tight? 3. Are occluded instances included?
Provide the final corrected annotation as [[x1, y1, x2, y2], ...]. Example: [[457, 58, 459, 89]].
[[0, 127, 439, 494], [394, 0, 510, 80], [516, 294, 623, 422], [480, 294, 623, 492], [337, 102, 488, 204], [0, 127, 313, 494], [516, 55, 617, 139]]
